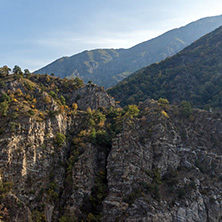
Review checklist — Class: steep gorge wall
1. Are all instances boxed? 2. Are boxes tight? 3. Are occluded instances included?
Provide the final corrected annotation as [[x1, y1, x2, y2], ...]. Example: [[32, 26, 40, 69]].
[[1, 77, 222, 221], [103, 100, 222, 221]]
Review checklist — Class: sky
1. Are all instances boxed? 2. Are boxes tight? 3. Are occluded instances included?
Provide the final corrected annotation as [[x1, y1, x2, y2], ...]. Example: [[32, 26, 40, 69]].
[[1, 0, 222, 71]]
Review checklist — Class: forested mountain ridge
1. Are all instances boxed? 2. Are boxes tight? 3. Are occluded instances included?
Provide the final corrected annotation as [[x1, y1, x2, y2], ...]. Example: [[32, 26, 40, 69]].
[[108, 25, 222, 108], [35, 14, 222, 88]]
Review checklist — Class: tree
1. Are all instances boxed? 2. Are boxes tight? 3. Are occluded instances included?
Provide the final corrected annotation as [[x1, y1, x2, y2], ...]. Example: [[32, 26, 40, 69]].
[[55, 133, 66, 146], [158, 98, 169, 106], [124, 105, 139, 119], [0, 66, 11, 78], [74, 77, 84, 87], [13, 65, 23, 75], [24, 69, 31, 78]]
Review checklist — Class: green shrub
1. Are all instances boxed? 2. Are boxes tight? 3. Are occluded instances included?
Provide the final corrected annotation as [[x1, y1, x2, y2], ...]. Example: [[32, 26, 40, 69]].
[[24, 82, 34, 90], [0, 93, 11, 102], [28, 109, 35, 116], [0, 101, 9, 116], [60, 95, 66, 105], [0, 80, 6, 88], [158, 98, 169, 106], [32, 210, 46, 222], [55, 133, 66, 146], [49, 91, 57, 99]]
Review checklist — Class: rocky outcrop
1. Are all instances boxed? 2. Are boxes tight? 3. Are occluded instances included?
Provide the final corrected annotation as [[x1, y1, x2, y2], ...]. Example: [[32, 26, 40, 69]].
[[102, 100, 222, 221], [1, 76, 222, 221], [67, 84, 116, 110]]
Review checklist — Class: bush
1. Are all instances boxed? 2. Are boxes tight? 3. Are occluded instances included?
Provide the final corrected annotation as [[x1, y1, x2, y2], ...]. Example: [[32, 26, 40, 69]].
[[158, 98, 169, 106], [28, 109, 35, 116], [0, 101, 9, 116], [60, 95, 66, 105], [0, 93, 11, 102], [32, 210, 46, 222], [124, 105, 139, 118], [49, 91, 57, 99], [55, 133, 66, 146]]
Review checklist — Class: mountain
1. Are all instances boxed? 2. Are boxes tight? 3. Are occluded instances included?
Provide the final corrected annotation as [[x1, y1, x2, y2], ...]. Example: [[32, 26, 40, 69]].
[[108, 25, 222, 108], [35, 14, 222, 88], [1, 72, 222, 221]]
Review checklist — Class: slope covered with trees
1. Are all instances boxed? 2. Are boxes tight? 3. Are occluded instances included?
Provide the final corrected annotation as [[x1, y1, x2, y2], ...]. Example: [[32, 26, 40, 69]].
[[108, 25, 222, 109], [35, 15, 222, 88]]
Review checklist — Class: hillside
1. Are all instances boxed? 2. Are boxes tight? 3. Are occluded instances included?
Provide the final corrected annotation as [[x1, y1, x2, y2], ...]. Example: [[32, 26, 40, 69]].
[[35, 14, 222, 88], [108, 25, 222, 108], [1, 72, 222, 221]]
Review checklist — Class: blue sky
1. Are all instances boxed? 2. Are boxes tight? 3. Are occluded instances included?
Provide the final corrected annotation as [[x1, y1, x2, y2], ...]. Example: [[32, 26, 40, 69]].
[[1, 0, 222, 71]]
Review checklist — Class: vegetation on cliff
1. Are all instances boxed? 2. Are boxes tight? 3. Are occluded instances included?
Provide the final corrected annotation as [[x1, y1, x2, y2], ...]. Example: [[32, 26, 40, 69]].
[[1, 65, 222, 221]]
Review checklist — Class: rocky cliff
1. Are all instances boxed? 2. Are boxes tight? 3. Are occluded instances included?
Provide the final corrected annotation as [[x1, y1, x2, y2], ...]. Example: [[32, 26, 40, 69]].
[[0, 74, 222, 221]]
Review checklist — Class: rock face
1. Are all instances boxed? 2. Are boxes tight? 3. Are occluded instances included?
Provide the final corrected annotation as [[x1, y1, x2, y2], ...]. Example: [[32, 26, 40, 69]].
[[103, 100, 222, 221], [1, 75, 222, 221], [67, 84, 115, 111]]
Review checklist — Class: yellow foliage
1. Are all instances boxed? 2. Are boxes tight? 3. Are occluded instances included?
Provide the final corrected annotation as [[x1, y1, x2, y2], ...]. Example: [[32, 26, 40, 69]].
[[161, 110, 169, 118], [86, 107, 92, 113], [72, 103, 78, 110], [32, 98, 37, 103], [31, 104, 35, 109], [13, 98, 18, 102], [45, 75, 50, 83], [39, 112, 45, 119]]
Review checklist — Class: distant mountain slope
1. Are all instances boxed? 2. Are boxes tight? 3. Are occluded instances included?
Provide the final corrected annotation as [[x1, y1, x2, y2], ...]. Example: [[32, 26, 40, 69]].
[[108, 25, 222, 108], [35, 15, 222, 88]]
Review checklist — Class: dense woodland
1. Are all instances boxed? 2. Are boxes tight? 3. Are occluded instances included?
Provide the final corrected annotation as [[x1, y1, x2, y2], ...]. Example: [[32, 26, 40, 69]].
[[108, 25, 222, 109]]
